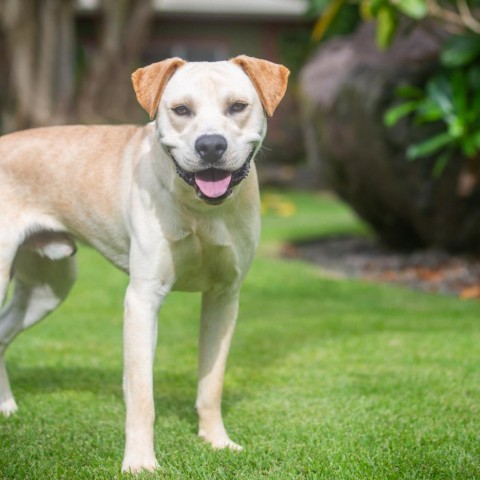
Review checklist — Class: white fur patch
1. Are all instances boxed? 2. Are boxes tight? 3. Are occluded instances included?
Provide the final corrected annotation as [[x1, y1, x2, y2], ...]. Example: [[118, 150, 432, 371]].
[[22, 231, 76, 260]]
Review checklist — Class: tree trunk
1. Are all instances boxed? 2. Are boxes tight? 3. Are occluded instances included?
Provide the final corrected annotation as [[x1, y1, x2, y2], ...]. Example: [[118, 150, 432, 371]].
[[0, 0, 75, 132], [0, 0, 36, 131], [78, 0, 155, 123], [0, 0, 152, 132]]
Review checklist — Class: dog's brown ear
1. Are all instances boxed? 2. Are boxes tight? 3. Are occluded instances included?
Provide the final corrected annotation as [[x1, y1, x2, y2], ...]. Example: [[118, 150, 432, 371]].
[[132, 58, 186, 120], [231, 55, 290, 117]]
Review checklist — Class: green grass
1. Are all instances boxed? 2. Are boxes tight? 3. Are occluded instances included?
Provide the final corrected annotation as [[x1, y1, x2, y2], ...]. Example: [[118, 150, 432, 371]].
[[1, 191, 479, 479]]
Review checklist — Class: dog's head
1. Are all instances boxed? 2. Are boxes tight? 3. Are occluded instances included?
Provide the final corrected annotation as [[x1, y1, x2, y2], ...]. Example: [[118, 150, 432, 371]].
[[132, 56, 289, 205]]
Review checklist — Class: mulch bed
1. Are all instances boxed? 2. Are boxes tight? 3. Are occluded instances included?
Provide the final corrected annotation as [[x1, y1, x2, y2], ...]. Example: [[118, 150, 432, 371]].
[[283, 236, 480, 299]]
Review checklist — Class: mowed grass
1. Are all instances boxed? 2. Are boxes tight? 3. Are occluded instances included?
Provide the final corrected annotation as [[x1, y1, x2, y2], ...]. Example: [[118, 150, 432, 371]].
[[1, 191, 479, 479]]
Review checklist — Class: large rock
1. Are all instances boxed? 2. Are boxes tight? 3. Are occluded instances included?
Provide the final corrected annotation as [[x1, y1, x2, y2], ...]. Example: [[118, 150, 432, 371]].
[[300, 23, 480, 251]]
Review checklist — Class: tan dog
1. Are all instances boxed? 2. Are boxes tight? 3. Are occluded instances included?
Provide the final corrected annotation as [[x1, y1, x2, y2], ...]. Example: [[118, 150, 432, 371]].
[[0, 56, 289, 472]]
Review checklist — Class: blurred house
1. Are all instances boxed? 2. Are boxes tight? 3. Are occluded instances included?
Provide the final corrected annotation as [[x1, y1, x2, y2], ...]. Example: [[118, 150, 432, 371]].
[[77, 0, 311, 170]]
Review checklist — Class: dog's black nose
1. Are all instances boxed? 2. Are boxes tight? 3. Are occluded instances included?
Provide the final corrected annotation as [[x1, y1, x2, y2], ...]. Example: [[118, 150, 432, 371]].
[[195, 134, 228, 162]]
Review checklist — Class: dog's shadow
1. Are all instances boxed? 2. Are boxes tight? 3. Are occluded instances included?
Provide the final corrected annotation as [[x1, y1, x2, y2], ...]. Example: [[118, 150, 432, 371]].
[[10, 365, 121, 397], [8, 364, 239, 428]]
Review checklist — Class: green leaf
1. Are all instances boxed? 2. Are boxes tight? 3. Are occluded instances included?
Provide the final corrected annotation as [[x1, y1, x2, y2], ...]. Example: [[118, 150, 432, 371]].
[[426, 75, 454, 117], [369, 0, 388, 16], [447, 117, 465, 138], [395, 84, 424, 99], [406, 132, 455, 159], [462, 137, 477, 158], [432, 149, 453, 177], [360, 0, 374, 18], [376, 6, 397, 49], [450, 70, 468, 121], [471, 93, 480, 117], [461, 130, 480, 157], [441, 35, 480, 68], [465, 93, 480, 124], [312, 0, 347, 42], [395, 0, 427, 19], [414, 99, 444, 123], [384, 101, 420, 126], [467, 64, 480, 90]]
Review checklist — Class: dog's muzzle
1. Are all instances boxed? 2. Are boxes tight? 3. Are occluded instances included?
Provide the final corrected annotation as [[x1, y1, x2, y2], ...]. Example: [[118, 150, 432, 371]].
[[171, 151, 254, 205]]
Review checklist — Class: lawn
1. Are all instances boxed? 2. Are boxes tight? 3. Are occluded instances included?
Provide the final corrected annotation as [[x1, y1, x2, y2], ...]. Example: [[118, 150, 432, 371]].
[[1, 191, 479, 479]]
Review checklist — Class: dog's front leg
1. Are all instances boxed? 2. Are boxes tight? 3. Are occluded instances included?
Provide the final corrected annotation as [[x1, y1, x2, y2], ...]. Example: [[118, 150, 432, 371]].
[[121, 278, 167, 473], [196, 288, 242, 450]]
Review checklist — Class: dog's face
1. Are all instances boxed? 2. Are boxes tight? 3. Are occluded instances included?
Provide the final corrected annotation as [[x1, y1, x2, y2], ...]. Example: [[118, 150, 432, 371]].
[[158, 62, 265, 204], [132, 56, 290, 205]]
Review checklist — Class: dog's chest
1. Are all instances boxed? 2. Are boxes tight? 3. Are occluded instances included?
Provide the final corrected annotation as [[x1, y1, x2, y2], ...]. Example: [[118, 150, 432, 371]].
[[170, 219, 248, 292]]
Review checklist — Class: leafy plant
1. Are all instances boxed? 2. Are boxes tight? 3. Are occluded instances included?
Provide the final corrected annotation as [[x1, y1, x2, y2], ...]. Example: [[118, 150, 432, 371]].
[[384, 35, 480, 173], [311, 0, 361, 43], [310, 0, 480, 49], [307, 0, 480, 173], [311, 0, 427, 48]]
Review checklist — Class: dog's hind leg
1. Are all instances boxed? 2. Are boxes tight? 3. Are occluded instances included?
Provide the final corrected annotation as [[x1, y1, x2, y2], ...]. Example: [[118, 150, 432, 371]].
[[0, 248, 77, 416], [0, 238, 20, 416]]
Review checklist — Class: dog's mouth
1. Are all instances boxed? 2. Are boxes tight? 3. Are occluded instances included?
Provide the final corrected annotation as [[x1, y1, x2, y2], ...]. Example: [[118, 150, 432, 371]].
[[171, 151, 254, 205]]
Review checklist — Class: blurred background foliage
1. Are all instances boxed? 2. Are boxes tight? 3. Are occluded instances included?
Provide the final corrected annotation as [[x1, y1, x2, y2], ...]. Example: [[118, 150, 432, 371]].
[[385, 35, 480, 174], [308, 0, 480, 172]]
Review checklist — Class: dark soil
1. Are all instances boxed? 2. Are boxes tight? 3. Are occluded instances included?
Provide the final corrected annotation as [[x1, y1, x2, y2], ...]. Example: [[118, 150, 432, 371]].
[[284, 236, 480, 299]]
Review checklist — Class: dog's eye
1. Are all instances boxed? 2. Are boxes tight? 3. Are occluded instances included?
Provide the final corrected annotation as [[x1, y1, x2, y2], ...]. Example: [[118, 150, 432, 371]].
[[229, 102, 248, 114], [172, 105, 191, 117]]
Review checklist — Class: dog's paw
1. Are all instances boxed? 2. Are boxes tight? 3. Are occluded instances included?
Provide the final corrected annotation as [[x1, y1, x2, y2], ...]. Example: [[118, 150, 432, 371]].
[[0, 398, 18, 417], [212, 438, 243, 451], [199, 432, 243, 451], [121, 456, 159, 474]]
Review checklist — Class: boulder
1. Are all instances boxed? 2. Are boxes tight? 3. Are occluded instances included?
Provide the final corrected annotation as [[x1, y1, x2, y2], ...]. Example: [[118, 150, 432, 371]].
[[300, 22, 480, 251]]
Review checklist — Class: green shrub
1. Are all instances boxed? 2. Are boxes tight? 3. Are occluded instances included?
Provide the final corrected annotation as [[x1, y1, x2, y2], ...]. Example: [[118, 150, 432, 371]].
[[308, 0, 480, 172], [384, 34, 480, 173]]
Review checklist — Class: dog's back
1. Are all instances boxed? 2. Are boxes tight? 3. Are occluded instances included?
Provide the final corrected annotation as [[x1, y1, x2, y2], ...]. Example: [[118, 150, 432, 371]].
[[0, 125, 144, 262]]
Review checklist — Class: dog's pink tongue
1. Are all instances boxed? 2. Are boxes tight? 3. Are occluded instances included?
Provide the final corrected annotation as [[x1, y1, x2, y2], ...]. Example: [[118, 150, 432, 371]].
[[195, 170, 232, 198]]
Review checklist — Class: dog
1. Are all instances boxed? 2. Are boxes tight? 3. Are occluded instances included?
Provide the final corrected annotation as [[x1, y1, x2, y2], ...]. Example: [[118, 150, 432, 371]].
[[0, 56, 289, 472]]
